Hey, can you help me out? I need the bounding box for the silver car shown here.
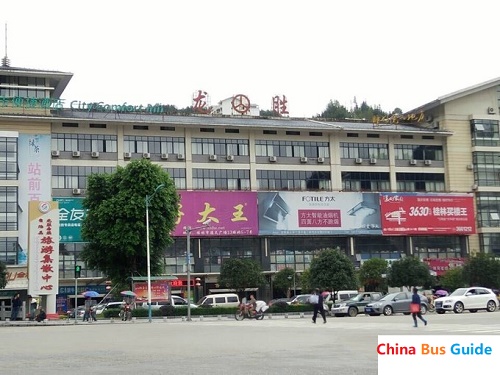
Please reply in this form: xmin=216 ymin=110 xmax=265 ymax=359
xmin=364 ymin=291 xmax=428 ymax=316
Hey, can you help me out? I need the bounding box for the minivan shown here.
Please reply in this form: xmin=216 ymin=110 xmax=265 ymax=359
xmin=197 ymin=293 xmax=240 ymax=308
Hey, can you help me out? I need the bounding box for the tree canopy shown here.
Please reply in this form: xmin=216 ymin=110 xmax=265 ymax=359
xmin=273 ymin=267 xmax=300 ymax=298
xmin=80 ymin=159 xmax=179 ymax=286
xmin=218 ymin=258 xmax=266 ymax=295
xmin=316 ymin=99 xmax=390 ymax=121
xmin=358 ymin=258 xmax=388 ymax=292
xmin=462 ymin=253 xmax=500 ymax=288
xmin=439 ymin=267 xmax=466 ymax=291
xmin=387 ymin=256 xmax=434 ymax=290
xmin=308 ymin=248 xmax=357 ymax=292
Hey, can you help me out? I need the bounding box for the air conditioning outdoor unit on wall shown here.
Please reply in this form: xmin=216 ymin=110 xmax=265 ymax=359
xmin=142 ymin=152 xmax=151 ymax=159
xmin=317 ymin=157 xmax=325 ymax=163
xmin=72 ymin=151 xmax=81 ymax=157
xmin=51 ymin=150 xmax=60 ymax=157
xmin=488 ymin=107 xmax=496 ymax=114
xmin=124 ymin=152 xmax=132 ymax=159
xmin=269 ymin=156 xmax=277 ymax=162
xmin=91 ymin=151 xmax=99 ymax=158
xmin=300 ymin=157 xmax=308 ymax=163
xmin=424 ymin=160 xmax=432 ymax=166
xmin=355 ymin=158 xmax=363 ymax=164
xmin=209 ymin=154 xmax=217 ymax=161
xmin=72 ymin=188 xmax=82 ymax=195
xmin=409 ymin=159 xmax=417 ymax=165
xmin=226 ymin=155 xmax=234 ymax=161
xmin=177 ymin=153 xmax=185 ymax=160
xmin=369 ymin=158 xmax=377 ymax=164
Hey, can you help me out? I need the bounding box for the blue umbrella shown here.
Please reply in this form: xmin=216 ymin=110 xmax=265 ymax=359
xmin=120 ymin=290 xmax=136 ymax=297
xmin=83 ymin=291 xmax=99 ymax=298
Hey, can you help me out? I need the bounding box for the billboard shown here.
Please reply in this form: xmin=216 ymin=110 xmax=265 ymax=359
xmin=173 ymin=191 xmax=258 ymax=237
xmin=257 ymin=192 xmax=382 ymax=235
xmin=133 ymin=281 xmax=171 ymax=301
xmin=55 ymin=197 xmax=86 ymax=242
xmin=422 ymin=257 xmax=466 ymax=276
xmin=380 ymin=193 xmax=476 ymax=235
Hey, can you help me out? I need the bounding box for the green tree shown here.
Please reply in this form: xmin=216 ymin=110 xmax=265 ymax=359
xmin=318 ymin=100 xmax=349 ymax=120
xmin=300 ymin=268 xmax=311 ymax=293
xmin=273 ymin=268 xmax=300 ymax=298
xmin=218 ymin=258 xmax=266 ymax=297
xmin=387 ymin=256 xmax=434 ymax=290
xmin=440 ymin=267 xmax=466 ymax=291
xmin=0 ymin=261 xmax=7 ymax=289
xmin=309 ymin=248 xmax=357 ymax=293
xmin=80 ymin=159 xmax=179 ymax=287
xmin=359 ymin=258 xmax=388 ymax=292
xmin=462 ymin=253 xmax=500 ymax=288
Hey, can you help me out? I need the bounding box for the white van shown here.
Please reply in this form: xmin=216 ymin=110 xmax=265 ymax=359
xmin=333 ymin=290 xmax=359 ymax=303
xmin=197 ymin=293 xmax=240 ymax=308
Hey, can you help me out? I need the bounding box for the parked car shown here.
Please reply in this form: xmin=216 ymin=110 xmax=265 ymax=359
xmin=137 ymin=296 xmax=198 ymax=309
xmin=268 ymin=297 xmax=291 ymax=307
xmin=288 ymin=294 xmax=328 ymax=312
xmin=66 ymin=306 xmax=86 ymax=319
xmin=364 ymin=291 xmax=428 ymax=316
xmin=434 ymin=287 xmax=498 ymax=314
xmin=95 ymin=301 xmax=125 ymax=315
xmin=197 ymin=293 xmax=240 ymax=308
xmin=331 ymin=292 xmax=384 ymax=317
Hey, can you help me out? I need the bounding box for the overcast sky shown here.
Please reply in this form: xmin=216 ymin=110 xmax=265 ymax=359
xmin=2 ymin=1 xmax=500 ymax=117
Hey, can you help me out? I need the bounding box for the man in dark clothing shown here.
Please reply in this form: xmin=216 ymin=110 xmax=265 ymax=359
xmin=312 ymin=288 xmax=327 ymax=324
xmin=411 ymin=287 xmax=428 ymax=328
xmin=10 ymin=293 xmax=22 ymax=321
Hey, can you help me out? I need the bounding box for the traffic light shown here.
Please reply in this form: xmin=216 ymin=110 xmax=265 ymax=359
xmin=75 ymin=265 xmax=81 ymax=279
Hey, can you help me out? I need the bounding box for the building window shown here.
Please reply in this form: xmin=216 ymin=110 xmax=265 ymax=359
xmin=394 ymin=144 xmax=443 ymax=160
xmin=480 ymin=233 xmax=500 ymax=255
xmin=340 ymin=142 xmax=389 ymax=159
xmin=0 ymin=137 xmax=18 ymax=180
xmin=342 ymin=172 xmax=390 ymax=192
xmin=52 ymin=133 xmax=117 ymax=153
xmin=396 ymin=173 xmax=445 ymax=192
xmin=471 ymin=119 xmax=499 ymax=147
xmin=164 ymin=168 xmax=186 ymax=190
xmin=0 ymin=237 xmax=20 ymax=265
xmin=192 ymin=138 xmax=249 ymax=156
xmin=124 ymin=135 xmax=185 ymax=155
xmin=355 ymin=236 xmax=405 ymax=260
xmin=193 ymin=169 xmax=250 ymax=190
xmin=257 ymin=170 xmax=331 ymax=191
xmin=51 ymin=166 xmax=116 ymax=189
xmin=473 ymin=152 xmax=500 ymax=187
xmin=255 ymin=140 xmax=329 ymax=158
xmin=0 ymin=187 xmax=18 ymax=230
xmin=413 ymin=236 xmax=462 ymax=259
xmin=476 ymin=193 xmax=500 ymax=228
xmin=199 ymin=238 xmax=259 ymax=273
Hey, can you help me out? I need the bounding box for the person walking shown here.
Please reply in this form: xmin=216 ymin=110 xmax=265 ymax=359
xmin=10 ymin=293 xmax=22 ymax=321
xmin=411 ymin=287 xmax=428 ymax=328
xmin=311 ymin=288 xmax=327 ymax=324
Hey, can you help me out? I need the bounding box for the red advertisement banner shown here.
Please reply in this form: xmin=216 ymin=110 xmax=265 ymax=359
xmin=422 ymin=257 xmax=466 ymax=276
xmin=380 ymin=193 xmax=476 ymax=235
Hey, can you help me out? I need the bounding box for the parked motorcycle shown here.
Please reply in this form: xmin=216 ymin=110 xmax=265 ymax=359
xmin=234 ymin=299 xmax=269 ymax=321
xmin=120 ymin=303 xmax=132 ymax=321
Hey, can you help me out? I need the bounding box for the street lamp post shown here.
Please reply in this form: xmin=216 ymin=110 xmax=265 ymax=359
xmin=287 ymin=272 xmax=296 ymax=297
xmin=185 ymin=220 xmax=211 ymax=321
xmin=145 ymin=183 xmax=165 ymax=323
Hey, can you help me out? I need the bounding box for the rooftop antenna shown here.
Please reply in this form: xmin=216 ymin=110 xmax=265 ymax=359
xmin=1 ymin=23 xmax=10 ymax=67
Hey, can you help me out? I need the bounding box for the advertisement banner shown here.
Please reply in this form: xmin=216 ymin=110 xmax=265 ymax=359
xmin=133 ymin=281 xmax=171 ymax=301
xmin=28 ymin=201 xmax=60 ymax=296
xmin=55 ymin=197 xmax=86 ymax=243
xmin=380 ymin=193 xmax=476 ymax=235
xmin=422 ymin=257 xmax=466 ymax=276
xmin=173 ymin=191 xmax=258 ymax=237
xmin=257 ymin=192 xmax=382 ymax=235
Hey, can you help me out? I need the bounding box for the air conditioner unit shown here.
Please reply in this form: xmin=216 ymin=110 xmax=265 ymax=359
xmin=142 ymin=152 xmax=151 ymax=159
xmin=369 ymin=158 xmax=377 ymax=164
xmin=317 ymin=157 xmax=325 ymax=163
xmin=471 ymin=184 xmax=478 ymax=190
xmin=488 ymin=107 xmax=496 ymax=114
xmin=160 ymin=153 xmax=169 ymax=160
xmin=269 ymin=156 xmax=277 ymax=162
xmin=209 ymin=154 xmax=217 ymax=161
xmin=424 ymin=159 xmax=432 ymax=166
xmin=226 ymin=155 xmax=234 ymax=161
xmin=72 ymin=151 xmax=81 ymax=157
xmin=355 ymin=158 xmax=363 ymax=164
xmin=300 ymin=156 xmax=308 ymax=163
xmin=177 ymin=153 xmax=185 ymax=160
xmin=91 ymin=151 xmax=99 ymax=158
xmin=72 ymin=188 xmax=82 ymax=195
xmin=123 ymin=152 xmax=132 ymax=159
xmin=51 ymin=150 xmax=60 ymax=157
xmin=410 ymin=159 xmax=417 ymax=165
xmin=466 ymin=164 xmax=474 ymax=170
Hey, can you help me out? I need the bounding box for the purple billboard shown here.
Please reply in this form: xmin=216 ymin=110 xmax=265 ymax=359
xmin=173 ymin=191 xmax=258 ymax=237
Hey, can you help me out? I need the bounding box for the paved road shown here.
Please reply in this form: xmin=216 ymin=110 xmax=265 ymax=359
xmin=1 ymin=311 xmax=500 ymax=375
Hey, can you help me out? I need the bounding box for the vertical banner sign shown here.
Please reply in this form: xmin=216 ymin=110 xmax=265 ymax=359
xmin=18 ymin=134 xmax=52 ymax=264
xmin=54 ymin=197 xmax=86 ymax=242
xmin=28 ymin=201 xmax=60 ymax=295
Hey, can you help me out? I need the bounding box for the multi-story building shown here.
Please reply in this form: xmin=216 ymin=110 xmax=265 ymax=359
xmin=1 ymin=58 xmax=497 ymax=312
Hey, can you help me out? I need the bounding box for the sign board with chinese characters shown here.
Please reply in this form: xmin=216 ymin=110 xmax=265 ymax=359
xmin=257 ymin=192 xmax=382 ymax=235
xmin=133 ymin=281 xmax=171 ymax=301
xmin=173 ymin=191 xmax=258 ymax=237
xmin=54 ymin=197 xmax=86 ymax=242
xmin=380 ymin=193 xmax=476 ymax=235
xmin=28 ymin=201 xmax=60 ymax=295
xmin=422 ymin=257 xmax=466 ymax=276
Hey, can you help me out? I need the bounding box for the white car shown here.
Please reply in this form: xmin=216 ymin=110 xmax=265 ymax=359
xmin=95 ymin=301 xmax=125 ymax=315
xmin=434 ymin=287 xmax=497 ymax=314
xmin=137 ymin=296 xmax=198 ymax=310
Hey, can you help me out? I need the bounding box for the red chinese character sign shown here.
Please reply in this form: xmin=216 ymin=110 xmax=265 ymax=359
xmin=380 ymin=193 xmax=476 ymax=235
xmin=134 ymin=281 xmax=171 ymax=301
xmin=192 ymin=90 xmax=211 ymax=114
xmin=422 ymin=258 xmax=466 ymax=276
xmin=28 ymin=201 xmax=60 ymax=295
xmin=272 ymin=95 xmax=289 ymax=116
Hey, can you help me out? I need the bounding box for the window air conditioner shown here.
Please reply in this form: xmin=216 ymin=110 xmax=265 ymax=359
xmin=488 ymin=107 xmax=496 ymax=114
xmin=424 ymin=160 xmax=432 ymax=166
xmin=123 ymin=152 xmax=132 ymax=159
xmin=72 ymin=151 xmax=81 ymax=157
xmin=317 ymin=157 xmax=325 ymax=163
xmin=177 ymin=153 xmax=185 ymax=160
xmin=300 ymin=157 xmax=308 ymax=163
xmin=226 ymin=155 xmax=234 ymax=161
xmin=91 ymin=151 xmax=99 ymax=158
xmin=142 ymin=152 xmax=151 ymax=159
xmin=51 ymin=150 xmax=60 ymax=157
xmin=209 ymin=154 xmax=217 ymax=161
xmin=160 ymin=153 xmax=169 ymax=160
xmin=355 ymin=158 xmax=363 ymax=164
xmin=369 ymin=158 xmax=377 ymax=164
xmin=72 ymin=188 xmax=82 ymax=195
xmin=269 ymin=156 xmax=277 ymax=162
xmin=409 ymin=159 xmax=417 ymax=165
